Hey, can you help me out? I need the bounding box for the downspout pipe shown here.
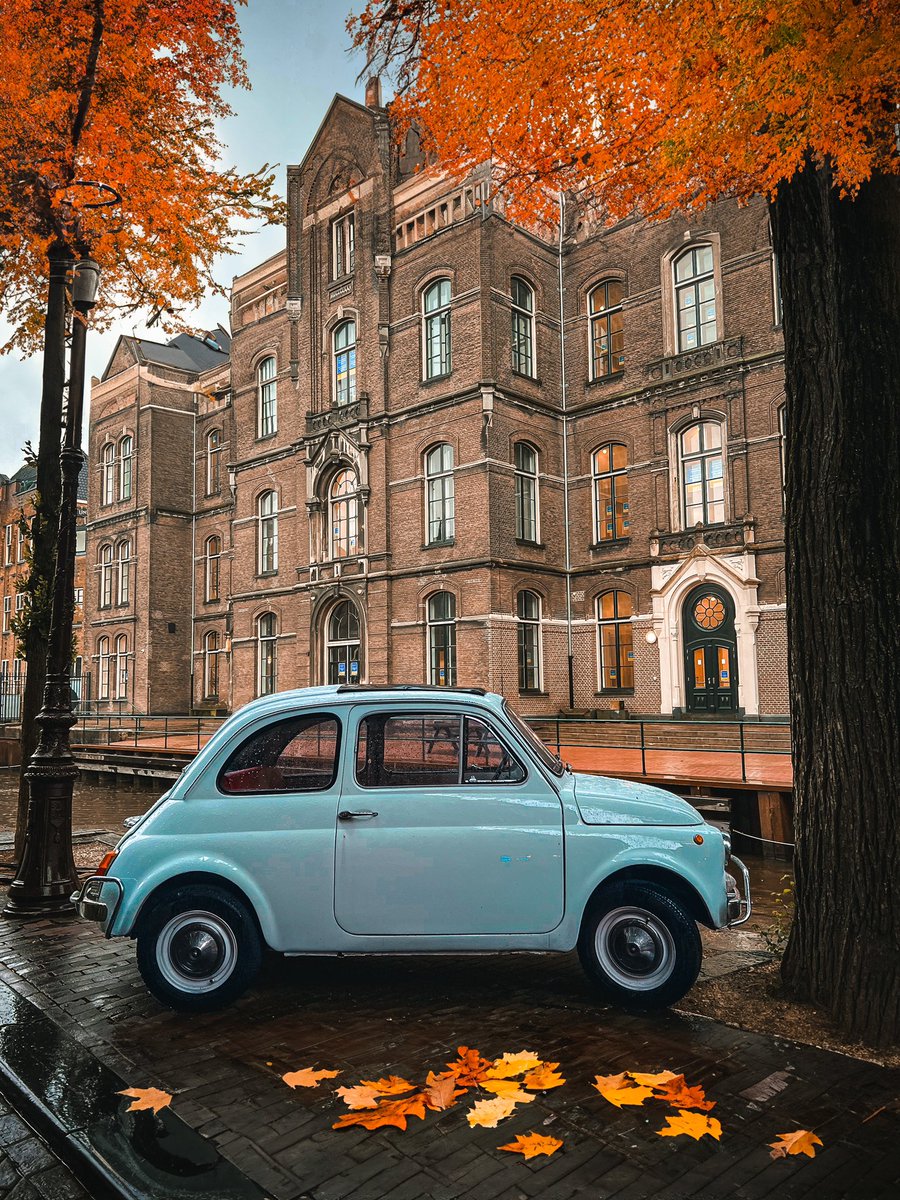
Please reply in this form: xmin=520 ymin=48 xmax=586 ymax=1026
xmin=558 ymin=193 xmax=575 ymax=710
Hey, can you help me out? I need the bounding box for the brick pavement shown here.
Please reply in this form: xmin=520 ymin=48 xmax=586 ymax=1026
xmin=0 ymin=917 xmax=898 ymax=1200
xmin=0 ymin=1092 xmax=90 ymax=1200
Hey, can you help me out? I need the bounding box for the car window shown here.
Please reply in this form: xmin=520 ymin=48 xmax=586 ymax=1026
xmin=218 ymin=713 xmax=340 ymax=794
xmin=356 ymin=713 xmax=524 ymax=788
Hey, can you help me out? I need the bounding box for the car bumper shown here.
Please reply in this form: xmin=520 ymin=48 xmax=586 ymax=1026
xmin=725 ymin=854 xmax=752 ymax=926
xmin=70 ymin=876 xmax=124 ymax=936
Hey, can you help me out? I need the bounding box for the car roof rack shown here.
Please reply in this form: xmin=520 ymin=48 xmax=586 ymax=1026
xmin=334 ymin=684 xmax=488 ymax=696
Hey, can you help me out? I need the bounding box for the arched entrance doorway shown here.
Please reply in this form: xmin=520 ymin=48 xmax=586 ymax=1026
xmin=682 ymin=584 xmax=738 ymax=713
xmin=326 ymin=599 xmax=362 ymax=684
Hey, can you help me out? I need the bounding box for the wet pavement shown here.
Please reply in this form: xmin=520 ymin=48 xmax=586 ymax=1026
xmin=0 ymin=771 xmax=157 ymax=841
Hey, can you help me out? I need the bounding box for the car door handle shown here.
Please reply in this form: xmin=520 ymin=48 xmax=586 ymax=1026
xmin=338 ymin=810 xmax=379 ymax=821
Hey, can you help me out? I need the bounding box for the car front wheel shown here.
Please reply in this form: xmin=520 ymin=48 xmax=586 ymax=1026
xmin=136 ymin=884 xmax=262 ymax=1012
xmin=577 ymin=881 xmax=702 ymax=1010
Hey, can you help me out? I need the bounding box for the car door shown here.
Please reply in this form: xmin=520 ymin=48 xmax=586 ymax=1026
xmin=334 ymin=707 xmax=565 ymax=937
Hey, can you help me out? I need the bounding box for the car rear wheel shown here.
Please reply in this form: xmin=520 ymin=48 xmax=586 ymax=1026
xmin=577 ymin=881 xmax=702 ymax=1010
xmin=136 ymin=884 xmax=262 ymax=1012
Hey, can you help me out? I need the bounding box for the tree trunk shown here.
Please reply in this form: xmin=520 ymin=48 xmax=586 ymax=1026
xmin=772 ymin=165 xmax=900 ymax=1046
xmin=15 ymin=249 xmax=70 ymax=861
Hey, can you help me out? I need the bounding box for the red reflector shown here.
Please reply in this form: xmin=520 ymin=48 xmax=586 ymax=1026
xmin=693 ymin=834 xmax=704 ymax=845
xmin=96 ymin=850 xmax=118 ymax=876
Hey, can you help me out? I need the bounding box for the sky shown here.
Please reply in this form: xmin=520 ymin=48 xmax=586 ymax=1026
xmin=0 ymin=0 xmax=369 ymax=477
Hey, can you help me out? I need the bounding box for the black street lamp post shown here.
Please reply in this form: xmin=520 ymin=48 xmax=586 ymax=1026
xmin=4 ymin=257 xmax=101 ymax=917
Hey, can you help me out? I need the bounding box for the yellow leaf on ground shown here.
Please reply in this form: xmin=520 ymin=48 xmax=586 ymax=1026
xmin=118 ymin=1087 xmax=172 ymax=1114
xmin=657 ymin=1110 xmax=723 ymax=1141
xmin=446 ymin=1046 xmax=493 ymax=1087
xmin=769 ymin=1129 xmax=823 ymax=1159
xmin=523 ymin=1063 xmax=565 ymax=1090
xmin=467 ymin=1095 xmax=518 ymax=1128
xmin=487 ymin=1051 xmax=542 ymax=1078
xmin=336 ymin=1084 xmax=381 ymax=1110
xmin=332 ymin=1093 xmax=427 ymax=1131
xmin=423 ymin=1071 xmax=466 ymax=1111
xmin=652 ymin=1076 xmax=715 ymax=1112
xmin=499 ymin=1132 xmax=564 ymax=1159
xmin=630 ymin=1070 xmax=678 ymax=1087
xmin=357 ymin=1075 xmax=415 ymax=1095
xmin=281 ymin=1067 xmax=340 ymax=1089
xmin=482 ymin=1080 xmax=536 ymax=1103
xmin=593 ymin=1073 xmax=655 ymax=1107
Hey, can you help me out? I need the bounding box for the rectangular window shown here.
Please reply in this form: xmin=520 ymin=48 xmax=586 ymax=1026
xmin=218 ymin=714 xmax=340 ymax=794
xmin=356 ymin=714 xmax=462 ymax=788
xmin=74 ymin=588 xmax=84 ymax=606
xmin=515 ymin=473 xmax=537 ymax=542
xmin=17 ymin=524 xmax=26 ymax=562
xmin=332 ymin=213 xmax=355 ymax=279
xmin=2 ymin=596 xmax=10 ymax=633
xmin=4 ymin=525 xmax=12 ymax=565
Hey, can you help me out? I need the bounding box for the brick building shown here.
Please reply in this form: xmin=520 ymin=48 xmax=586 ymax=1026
xmin=85 ymin=85 xmax=787 ymax=718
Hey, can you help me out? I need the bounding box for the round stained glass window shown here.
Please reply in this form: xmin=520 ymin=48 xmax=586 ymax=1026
xmin=694 ymin=595 xmax=725 ymax=629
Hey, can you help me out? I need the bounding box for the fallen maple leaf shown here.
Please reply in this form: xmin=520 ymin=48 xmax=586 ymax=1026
xmin=357 ymin=1075 xmax=415 ymax=1095
xmin=423 ymin=1071 xmax=466 ymax=1111
xmin=487 ymin=1051 xmax=542 ymax=1078
xmin=467 ymin=1095 xmax=518 ymax=1128
xmin=336 ymin=1084 xmax=381 ymax=1110
xmin=523 ymin=1063 xmax=565 ymax=1090
xmin=282 ymin=1067 xmax=340 ymax=1089
xmin=593 ymin=1073 xmax=655 ymax=1108
xmin=652 ymin=1075 xmax=715 ymax=1112
xmin=446 ymin=1046 xmax=492 ymax=1087
xmin=118 ymin=1087 xmax=172 ymax=1114
xmin=482 ymin=1079 xmax=536 ymax=1103
xmin=629 ymin=1070 xmax=678 ymax=1087
xmin=769 ymin=1129 xmax=823 ymax=1159
xmin=332 ymin=1093 xmax=427 ymax=1131
xmin=657 ymin=1109 xmax=723 ymax=1141
xmin=499 ymin=1132 xmax=563 ymax=1159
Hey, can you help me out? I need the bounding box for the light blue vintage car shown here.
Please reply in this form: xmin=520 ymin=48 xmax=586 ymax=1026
xmin=73 ymin=686 xmax=750 ymax=1011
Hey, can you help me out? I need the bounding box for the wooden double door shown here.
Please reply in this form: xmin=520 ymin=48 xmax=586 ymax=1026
xmin=683 ymin=585 xmax=738 ymax=713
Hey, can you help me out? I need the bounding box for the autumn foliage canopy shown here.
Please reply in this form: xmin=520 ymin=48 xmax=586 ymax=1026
xmin=352 ymin=0 xmax=900 ymax=222
xmin=0 ymin=0 xmax=283 ymax=352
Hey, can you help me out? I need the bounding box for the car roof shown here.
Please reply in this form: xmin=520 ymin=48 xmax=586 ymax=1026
xmin=232 ymin=684 xmax=504 ymax=723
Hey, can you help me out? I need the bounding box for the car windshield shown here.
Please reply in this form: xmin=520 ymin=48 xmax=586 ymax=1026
xmin=502 ymin=701 xmax=565 ymax=776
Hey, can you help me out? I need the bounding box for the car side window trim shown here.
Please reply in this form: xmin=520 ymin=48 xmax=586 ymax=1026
xmin=216 ymin=711 xmax=342 ymax=795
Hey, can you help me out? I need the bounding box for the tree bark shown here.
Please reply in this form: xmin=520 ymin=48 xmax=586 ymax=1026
xmin=15 ymin=248 xmax=70 ymax=861
xmin=772 ymin=164 xmax=900 ymax=1046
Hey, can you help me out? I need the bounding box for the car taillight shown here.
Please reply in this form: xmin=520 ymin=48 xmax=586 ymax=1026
xmin=96 ymin=849 xmax=119 ymax=877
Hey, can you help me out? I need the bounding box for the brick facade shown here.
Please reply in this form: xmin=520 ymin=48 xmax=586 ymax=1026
xmin=84 ymin=89 xmax=788 ymax=718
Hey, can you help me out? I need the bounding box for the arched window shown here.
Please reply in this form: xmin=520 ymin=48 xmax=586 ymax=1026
xmin=257 ymin=356 xmax=277 ymax=437
xmin=97 ymin=635 xmax=112 ymax=699
xmin=674 ymin=246 xmax=717 ymax=350
xmin=118 ymin=435 xmax=133 ymax=501
xmin=257 ymin=491 xmax=278 ymax=575
xmin=514 ymin=442 xmax=539 ymax=542
xmin=511 ymin=277 xmax=534 ymax=377
xmin=256 ymin=612 xmax=277 ymax=696
xmin=597 ymin=591 xmax=634 ymax=691
xmin=116 ymin=539 xmax=131 ymax=605
xmin=592 ymin=444 xmax=630 ymax=541
xmin=115 ymin=634 xmax=129 ymax=700
xmin=589 ymin=281 xmax=625 ymax=379
xmin=205 ymin=535 xmax=221 ymax=601
xmin=101 ymin=443 xmax=116 ymax=506
xmin=326 ymin=600 xmax=362 ymax=684
xmin=203 ymin=630 xmax=220 ymax=698
xmin=425 ymin=443 xmax=454 ymax=545
xmin=333 ymin=320 xmax=357 ymax=406
xmin=680 ymin=421 xmax=725 ymax=526
xmin=329 ymin=469 xmax=360 ymax=559
xmin=517 ymin=590 xmax=542 ymax=691
xmin=99 ymin=544 xmax=114 ymax=608
xmin=423 ymin=278 xmax=451 ymax=379
xmin=427 ymin=592 xmax=456 ymax=686
xmin=206 ymin=429 xmax=221 ymax=495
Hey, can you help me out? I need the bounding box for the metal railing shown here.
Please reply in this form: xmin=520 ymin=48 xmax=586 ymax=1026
xmin=0 ymin=672 xmax=92 ymax=721
xmin=71 ymin=711 xmax=226 ymax=754
xmin=524 ymin=714 xmax=792 ymax=787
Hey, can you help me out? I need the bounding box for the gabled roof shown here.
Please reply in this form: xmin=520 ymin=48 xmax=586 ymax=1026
xmin=101 ymin=325 xmax=230 ymax=381
xmin=289 ymin=93 xmax=379 ymax=177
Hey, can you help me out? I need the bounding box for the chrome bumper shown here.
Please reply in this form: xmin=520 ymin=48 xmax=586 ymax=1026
xmin=725 ymin=853 xmax=752 ymax=926
xmin=71 ymin=876 xmax=123 ymax=934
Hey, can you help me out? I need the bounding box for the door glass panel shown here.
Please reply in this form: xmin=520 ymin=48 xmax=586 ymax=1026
xmin=463 ymin=718 xmax=526 ymax=783
xmin=693 ymin=648 xmax=706 ymax=689
xmin=218 ymin=714 xmax=339 ymax=793
xmin=717 ymin=647 xmax=731 ymax=688
xmin=356 ymin=715 xmax=461 ymax=787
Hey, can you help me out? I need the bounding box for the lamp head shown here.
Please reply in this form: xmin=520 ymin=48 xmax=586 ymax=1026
xmin=72 ymin=258 xmax=101 ymax=310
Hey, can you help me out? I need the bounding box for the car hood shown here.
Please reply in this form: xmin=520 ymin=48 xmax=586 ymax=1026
xmin=574 ymin=772 xmax=702 ymax=826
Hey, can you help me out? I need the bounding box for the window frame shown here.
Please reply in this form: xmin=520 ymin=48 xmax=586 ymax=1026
xmin=205 ymin=535 xmax=221 ymax=601
xmin=329 ymin=469 xmax=361 ymax=560
xmin=517 ymin=590 xmax=543 ymax=692
xmin=118 ymin=435 xmax=133 ymax=501
xmin=597 ymin=590 xmax=635 ymax=693
xmin=257 ymin=491 xmax=278 ymax=576
xmin=332 ymin=319 xmax=357 ymax=407
xmin=422 ymin=278 xmax=452 ymax=380
xmin=203 ymin=630 xmax=220 ymax=698
xmin=257 ymin=356 xmax=277 ymax=439
xmin=326 ymin=598 xmax=362 ymax=684
xmin=4 ymin=524 xmax=12 ymax=565
xmin=510 ymin=276 xmax=535 ymax=377
xmin=97 ymin=635 xmax=111 ymax=699
xmin=673 ymin=245 xmax=718 ymax=352
xmin=101 ymin=443 xmax=117 ymax=506
xmin=427 ymin=591 xmax=457 ymax=686
xmin=592 ymin=443 xmax=631 ymax=543
xmin=114 ymin=633 xmax=129 ymax=700
xmin=425 ymin=443 xmax=455 ymax=546
xmin=256 ymin=612 xmax=278 ymax=697
xmin=206 ymin=429 xmax=222 ymax=496
xmin=589 ymin=280 xmax=625 ymax=380
xmin=99 ymin=544 xmax=114 ymax=609
xmin=332 ymin=212 xmax=356 ymax=280
xmin=513 ymin=442 xmax=540 ymax=543
xmin=217 ymin=712 xmax=342 ymax=795
xmin=116 ymin=539 xmax=131 ymax=606
xmin=678 ymin=420 xmax=726 ymax=528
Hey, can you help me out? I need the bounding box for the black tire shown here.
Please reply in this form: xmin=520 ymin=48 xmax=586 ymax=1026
xmin=577 ymin=881 xmax=702 ymax=1010
xmin=136 ymin=884 xmax=263 ymax=1012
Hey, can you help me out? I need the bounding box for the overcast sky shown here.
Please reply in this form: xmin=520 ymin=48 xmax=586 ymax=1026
xmin=0 ymin=0 xmax=367 ymax=477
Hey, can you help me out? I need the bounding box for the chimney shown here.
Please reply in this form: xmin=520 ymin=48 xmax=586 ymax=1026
xmin=365 ymin=76 xmax=382 ymax=109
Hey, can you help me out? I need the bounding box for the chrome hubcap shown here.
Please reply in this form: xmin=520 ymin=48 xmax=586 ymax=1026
xmin=157 ymin=911 xmax=238 ymax=994
xmin=594 ymin=906 xmax=675 ymax=990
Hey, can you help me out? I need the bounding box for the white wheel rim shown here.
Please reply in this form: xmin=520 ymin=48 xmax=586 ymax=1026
xmin=594 ymin=905 xmax=676 ymax=991
xmin=156 ymin=910 xmax=238 ymax=994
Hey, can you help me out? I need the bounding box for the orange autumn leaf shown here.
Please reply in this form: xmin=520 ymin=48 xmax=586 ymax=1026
xmin=769 ymin=1129 xmax=824 ymax=1159
xmin=523 ymin=1063 xmax=565 ymax=1090
xmin=499 ymin=1132 xmax=564 ymax=1160
xmin=282 ymin=1067 xmax=340 ymax=1089
xmin=423 ymin=1071 xmax=467 ymax=1111
xmin=652 ymin=1076 xmax=716 ymax=1112
xmin=336 ymin=1084 xmax=381 ymax=1110
xmin=118 ymin=1087 xmax=172 ymax=1114
xmin=657 ymin=1109 xmax=723 ymax=1141
xmin=630 ymin=1071 xmax=679 ymax=1087
xmin=487 ymin=1051 xmax=542 ymax=1079
xmin=466 ymin=1095 xmax=518 ymax=1128
xmin=357 ymin=1075 xmax=416 ymax=1096
xmin=445 ymin=1046 xmax=492 ymax=1087
xmin=332 ymin=1092 xmax=428 ymax=1131
xmin=482 ymin=1079 xmax=536 ymax=1103
xmin=593 ymin=1073 xmax=655 ymax=1108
